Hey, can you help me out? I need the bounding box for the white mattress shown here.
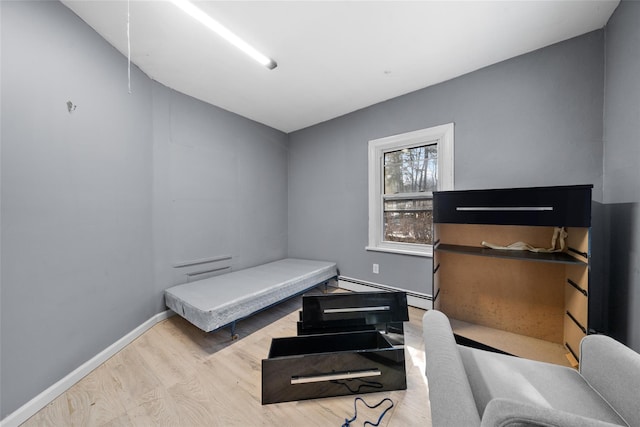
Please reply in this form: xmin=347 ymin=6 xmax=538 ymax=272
xmin=164 ymin=258 xmax=338 ymax=332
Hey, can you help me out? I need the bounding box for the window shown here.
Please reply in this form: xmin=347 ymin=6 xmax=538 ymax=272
xmin=367 ymin=123 xmax=454 ymax=257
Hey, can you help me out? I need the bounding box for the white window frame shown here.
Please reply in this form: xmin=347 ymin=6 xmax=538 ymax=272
xmin=367 ymin=123 xmax=454 ymax=257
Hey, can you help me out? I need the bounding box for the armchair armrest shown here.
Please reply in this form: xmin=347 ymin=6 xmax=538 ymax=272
xmin=580 ymin=334 xmax=640 ymax=427
xmin=481 ymin=398 xmax=626 ymax=427
xmin=423 ymin=310 xmax=481 ymax=426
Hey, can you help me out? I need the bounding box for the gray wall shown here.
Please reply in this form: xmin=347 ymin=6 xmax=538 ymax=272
xmin=0 ymin=0 xmax=288 ymax=418
xmin=151 ymin=83 xmax=289 ymax=313
xmin=288 ymin=31 xmax=605 ymax=296
xmin=1 ymin=1 xmax=155 ymax=418
xmin=603 ymin=0 xmax=640 ymax=351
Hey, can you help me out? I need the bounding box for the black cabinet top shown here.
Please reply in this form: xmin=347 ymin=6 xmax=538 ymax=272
xmin=434 ymin=184 xmax=592 ymax=227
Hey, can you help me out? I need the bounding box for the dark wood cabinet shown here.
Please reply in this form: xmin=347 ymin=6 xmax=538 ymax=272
xmin=262 ymin=331 xmax=406 ymax=404
xmin=261 ymin=291 xmax=409 ymax=404
xmin=433 ymin=185 xmax=594 ymax=366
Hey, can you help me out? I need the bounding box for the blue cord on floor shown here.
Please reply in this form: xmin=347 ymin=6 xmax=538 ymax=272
xmin=341 ymin=397 xmax=394 ymax=427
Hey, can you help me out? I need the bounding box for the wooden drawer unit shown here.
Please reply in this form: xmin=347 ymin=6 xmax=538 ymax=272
xmin=433 ymin=185 xmax=596 ymax=366
xmin=261 ymin=331 xmax=406 ymax=404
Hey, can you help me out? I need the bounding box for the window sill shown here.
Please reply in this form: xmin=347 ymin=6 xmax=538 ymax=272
xmin=365 ymin=245 xmax=433 ymax=258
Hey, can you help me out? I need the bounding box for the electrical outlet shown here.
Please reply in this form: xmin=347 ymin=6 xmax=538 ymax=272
xmin=373 ymin=263 xmax=379 ymax=274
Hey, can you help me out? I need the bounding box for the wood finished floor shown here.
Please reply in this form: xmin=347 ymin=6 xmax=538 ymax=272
xmin=23 ymin=288 xmax=431 ymax=426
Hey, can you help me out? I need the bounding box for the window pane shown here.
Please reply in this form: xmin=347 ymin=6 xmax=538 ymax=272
xmin=384 ymin=144 xmax=437 ymax=195
xmin=383 ymin=199 xmax=433 ymax=244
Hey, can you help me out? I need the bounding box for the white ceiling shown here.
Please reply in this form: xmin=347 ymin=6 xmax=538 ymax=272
xmin=61 ymin=0 xmax=619 ymax=133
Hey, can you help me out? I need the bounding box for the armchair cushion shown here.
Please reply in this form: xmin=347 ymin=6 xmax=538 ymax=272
xmin=459 ymin=345 xmax=625 ymax=425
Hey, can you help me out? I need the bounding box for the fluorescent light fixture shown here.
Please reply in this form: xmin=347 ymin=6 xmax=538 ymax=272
xmin=170 ymin=0 xmax=277 ymax=70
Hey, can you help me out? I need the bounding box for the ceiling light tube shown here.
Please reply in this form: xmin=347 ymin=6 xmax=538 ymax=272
xmin=169 ymin=0 xmax=277 ymax=70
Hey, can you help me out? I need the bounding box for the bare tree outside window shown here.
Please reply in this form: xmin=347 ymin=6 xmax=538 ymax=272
xmin=383 ymin=144 xmax=437 ymax=244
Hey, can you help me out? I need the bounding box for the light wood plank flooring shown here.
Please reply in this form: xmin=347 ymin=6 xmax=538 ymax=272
xmin=23 ymin=289 xmax=431 ymax=426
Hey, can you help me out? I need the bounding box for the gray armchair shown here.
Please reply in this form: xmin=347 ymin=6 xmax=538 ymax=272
xmin=423 ymin=310 xmax=640 ymax=427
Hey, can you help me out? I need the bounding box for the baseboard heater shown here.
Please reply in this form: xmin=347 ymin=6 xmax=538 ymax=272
xmin=337 ymin=276 xmax=432 ymax=309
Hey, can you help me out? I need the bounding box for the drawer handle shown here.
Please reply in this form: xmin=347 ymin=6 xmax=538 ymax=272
xmin=324 ymin=306 xmax=390 ymax=314
xmin=291 ymin=369 xmax=381 ymax=385
xmin=456 ymin=206 xmax=554 ymax=212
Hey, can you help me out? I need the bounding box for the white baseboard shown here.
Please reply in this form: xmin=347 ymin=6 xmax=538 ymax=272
xmin=337 ymin=277 xmax=433 ymax=310
xmin=0 ymin=310 xmax=175 ymax=427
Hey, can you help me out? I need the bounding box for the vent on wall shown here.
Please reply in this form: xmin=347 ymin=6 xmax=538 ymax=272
xmin=173 ymin=255 xmax=232 ymax=284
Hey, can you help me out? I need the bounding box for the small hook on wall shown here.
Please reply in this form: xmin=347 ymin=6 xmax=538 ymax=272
xmin=66 ymin=100 xmax=77 ymax=113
